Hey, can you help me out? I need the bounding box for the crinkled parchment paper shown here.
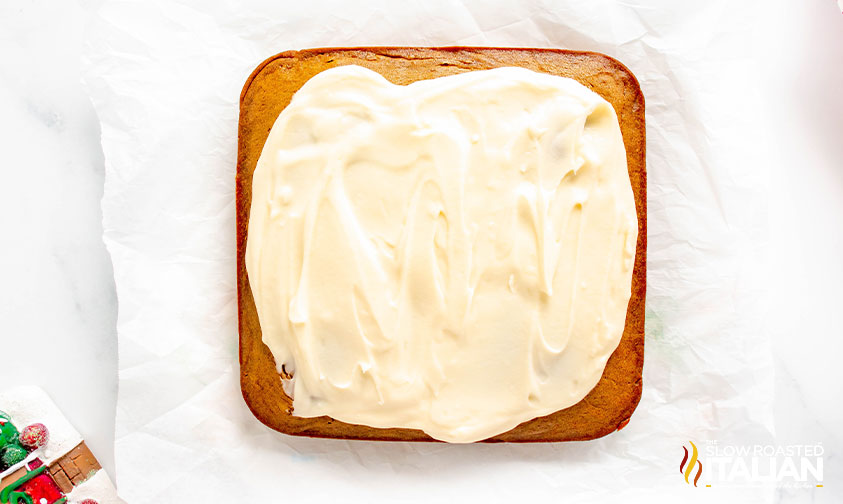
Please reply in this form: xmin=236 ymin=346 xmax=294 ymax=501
xmin=83 ymin=0 xmax=774 ymax=501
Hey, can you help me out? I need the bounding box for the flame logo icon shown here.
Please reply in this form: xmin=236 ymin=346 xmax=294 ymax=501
xmin=679 ymin=441 xmax=703 ymax=487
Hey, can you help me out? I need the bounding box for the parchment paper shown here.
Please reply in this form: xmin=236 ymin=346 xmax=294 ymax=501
xmin=82 ymin=0 xmax=775 ymax=501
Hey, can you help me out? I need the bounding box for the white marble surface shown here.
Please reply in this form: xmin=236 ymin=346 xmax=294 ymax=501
xmin=0 ymin=0 xmax=117 ymax=477
xmin=0 ymin=0 xmax=841 ymax=501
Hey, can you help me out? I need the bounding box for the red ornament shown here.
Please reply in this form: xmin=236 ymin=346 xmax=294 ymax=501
xmin=20 ymin=423 xmax=49 ymax=450
xmin=78 ymin=500 xmax=99 ymax=504
xmin=19 ymin=472 xmax=64 ymax=504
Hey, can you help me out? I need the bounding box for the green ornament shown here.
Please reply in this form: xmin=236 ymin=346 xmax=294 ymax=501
xmin=0 ymin=417 xmax=20 ymax=449
xmin=0 ymin=444 xmax=27 ymax=468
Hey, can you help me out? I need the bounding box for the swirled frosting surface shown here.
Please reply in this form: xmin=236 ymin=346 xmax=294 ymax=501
xmin=246 ymin=65 xmax=637 ymax=443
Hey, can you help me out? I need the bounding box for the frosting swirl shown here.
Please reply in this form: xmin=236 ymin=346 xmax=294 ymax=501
xmin=246 ymin=65 xmax=637 ymax=443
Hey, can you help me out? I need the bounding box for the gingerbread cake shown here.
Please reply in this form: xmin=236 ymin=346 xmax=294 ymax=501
xmin=236 ymin=47 xmax=646 ymax=442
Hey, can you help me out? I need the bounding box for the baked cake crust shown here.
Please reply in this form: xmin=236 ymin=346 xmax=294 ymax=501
xmin=236 ymin=47 xmax=646 ymax=442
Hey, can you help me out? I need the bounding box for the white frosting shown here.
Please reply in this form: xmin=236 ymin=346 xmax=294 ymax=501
xmin=0 ymin=386 xmax=124 ymax=502
xmin=66 ymin=469 xmax=125 ymax=504
xmin=0 ymin=386 xmax=82 ymax=468
xmin=246 ymin=65 xmax=638 ymax=443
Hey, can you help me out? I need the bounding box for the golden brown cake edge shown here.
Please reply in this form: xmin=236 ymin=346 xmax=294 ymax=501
xmin=236 ymin=47 xmax=646 ymax=442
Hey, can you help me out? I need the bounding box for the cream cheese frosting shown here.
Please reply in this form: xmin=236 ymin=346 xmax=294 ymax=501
xmin=245 ymin=65 xmax=638 ymax=443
